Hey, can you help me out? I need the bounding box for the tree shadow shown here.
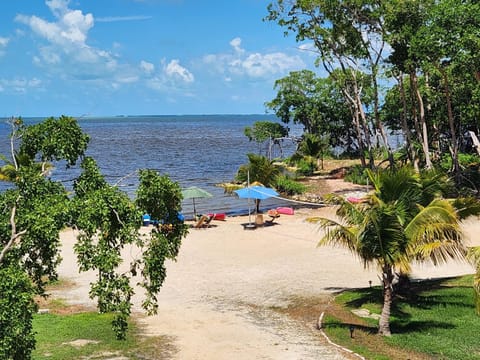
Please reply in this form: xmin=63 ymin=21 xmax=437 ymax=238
xmin=340 ymin=276 xmax=473 ymax=334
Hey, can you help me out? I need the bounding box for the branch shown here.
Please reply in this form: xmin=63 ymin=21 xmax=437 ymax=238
xmin=8 ymin=118 xmax=19 ymax=171
xmin=0 ymin=203 xmax=27 ymax=264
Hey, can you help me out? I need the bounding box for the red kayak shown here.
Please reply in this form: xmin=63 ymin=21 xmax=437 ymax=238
xmin=208 ymin=213 xmax=226 ymax=221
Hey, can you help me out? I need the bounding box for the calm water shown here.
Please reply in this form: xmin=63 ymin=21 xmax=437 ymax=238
xmin=0 ymin=115 xmax=302 ymax=218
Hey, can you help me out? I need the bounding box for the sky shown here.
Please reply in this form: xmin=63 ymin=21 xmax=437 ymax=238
xmin=0 ymin=0 xmax=318 ymax=117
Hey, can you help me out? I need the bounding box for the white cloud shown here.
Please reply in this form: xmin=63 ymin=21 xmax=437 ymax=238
xmin=15 ymin=0 xmax=116 ymax=80
xmin=203 ymin=37 xmax=305 ymax=80
xmin=164 ymin=59 xmax=194 ymax=83
xmin=230 ymin=37 xmax=244 ymax=54
xmin=0 ymin=37 xmax=9 ymax=47
xmin=140 ymin=60 xmax=155 ymax=74
xmin=144 ymin=59 xmax=195 ymax=94
xmin=0 ymin=77 xmax=43 ymax=94
xmin=0 ymin=37 xmax=9 ymax=57
xmin=96 ymin=16 xmax=152 ymax=23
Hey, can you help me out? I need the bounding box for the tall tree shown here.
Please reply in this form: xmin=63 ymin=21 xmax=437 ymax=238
xmin=244 ymin=121 xmax=288 ymax=158
xmin=266 ymin=0 xmax=395 ymax=167
xmin=266 ymin=70 xmax=355 ymax=157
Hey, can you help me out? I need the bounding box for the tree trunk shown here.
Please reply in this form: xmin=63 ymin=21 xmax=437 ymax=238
xmin=356 ymin=92 xmax=375 ymax=168
xmin=344 ymin=90 xmax=366 ymax=167
xmin=378 ymin=265 xmax=394 ymax=336
xmin=440 ymin=66 xmax=460 ymax=183
xmin=371 ymin=67 xmax=394 ymax=168
xmin=398 ymin=75 xmax=419 ymax=171
xmin=412 ymin=72 xmax=432 ymax=169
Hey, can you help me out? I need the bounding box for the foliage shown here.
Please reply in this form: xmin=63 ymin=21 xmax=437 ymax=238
xmin=295 ymin=158 xmax=316 ymax=176
xmin=275 ymin=175 xmax=306 ymax=196
xmin=266 ymin=0 xmax=396 ymax=167
xmin=135 ymin=169 xmax=189 ymax=313
xmin=344 ymin=165 xmax=369 ymax=186
xmin=265 ymin=70 xmax=354 ymax=153
xmin=266 ymin=0 xmax=480 ymax=179
xmin=236 ymin=153 xmax=282 ymax=212
xmin=0 ymin=116 xmax=188 ymax=356
xmin=0 ymin=116 xmax=86 ymax=357
xmin=0 ymin=265 xmax=37 ymax=360
xmin=244 ymin=121 xmax=288 ymax=153
xmin=235 ymin=153 xmax=281 ymax=187
xmin=19 ymin=116 xmax=90 ymax=168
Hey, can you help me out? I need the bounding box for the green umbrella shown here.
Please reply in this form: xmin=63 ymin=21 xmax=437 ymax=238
xmin=181 ymin=186 xmax=213 ymax=218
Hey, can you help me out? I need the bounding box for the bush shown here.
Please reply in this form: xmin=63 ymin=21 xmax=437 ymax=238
xmin=295 ymin=158 xmax=317 ymax=176
xmin=0 ymin=266 xmax=37 ymax=359
xmin=275 ymin=175 xmax=306 ymax=196
xmin=344 ymin=165 xmax=369 ymax=185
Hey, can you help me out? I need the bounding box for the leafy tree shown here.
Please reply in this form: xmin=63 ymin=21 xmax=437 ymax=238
xmin=0 ymin=116 xmax=188 ymax=356
xmin=72 ymin=160 xmax=188 ymax=338
xmin=244 ymin=121 xmax=288 ymax=157
xmin=309 ymin=167 xmax=470 ymax=335
xmin=266 ymin=0 xmax=395 ymax=167
xmin=266 ymin=70 xmax=355 ymax=156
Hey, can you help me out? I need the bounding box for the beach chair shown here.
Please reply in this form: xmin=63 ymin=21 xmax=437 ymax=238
xmin=194 ymin=214 xmax=213 ymax=229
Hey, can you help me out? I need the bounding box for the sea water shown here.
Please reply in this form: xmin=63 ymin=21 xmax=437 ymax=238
xmin=0 ymin=115 xmax=303 ymax=218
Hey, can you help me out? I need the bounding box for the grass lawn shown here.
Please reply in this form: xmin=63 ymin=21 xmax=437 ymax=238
xmin=32 ymin=311 xmax=176 ymax=360
xmin=32 ymin=281 xmax=176 ymax=360
xmin=322 ymin=275 xmax=480 ymax=360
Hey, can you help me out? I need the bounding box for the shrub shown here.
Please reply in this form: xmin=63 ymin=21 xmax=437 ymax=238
xmin=344 ymin=165 xmax=369 ymax=185
xmin=275 ymin=175 xmax=306 ymax=196
xmin=0 ymin=266 xmax=37 ymax=359
xmin=295 ymin=158 xmax=317 ymax=176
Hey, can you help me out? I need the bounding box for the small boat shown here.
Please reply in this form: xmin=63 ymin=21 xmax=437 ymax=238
xmin=208 ymin=213 xmax=227 ymax=221
xmin=276 ymin=207 xmax=294 ymax=215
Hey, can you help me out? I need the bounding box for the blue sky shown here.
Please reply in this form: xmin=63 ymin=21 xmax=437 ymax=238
xmin=0 ymin=0 xmax=317 ymax=117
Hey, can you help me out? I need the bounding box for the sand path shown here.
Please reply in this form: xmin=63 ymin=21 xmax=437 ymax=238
xmin=54 ymin=204 xmax=479 ymax=360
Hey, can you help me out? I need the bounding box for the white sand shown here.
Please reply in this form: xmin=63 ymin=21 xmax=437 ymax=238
xmin=55 ymin=206 xmax=478 ymax=360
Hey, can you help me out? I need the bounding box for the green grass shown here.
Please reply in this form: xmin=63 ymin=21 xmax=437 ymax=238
xmin=32 ymin=311 xmax=176 ymax=359
xmin=323 ymin=275 xmax=480 ymax=360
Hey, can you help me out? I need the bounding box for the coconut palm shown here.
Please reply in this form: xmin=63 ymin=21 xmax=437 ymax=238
xmin=235 ymin=153 xmax=281 ymax=212
xmin=310 ymin=166 xmax=468 ymax=336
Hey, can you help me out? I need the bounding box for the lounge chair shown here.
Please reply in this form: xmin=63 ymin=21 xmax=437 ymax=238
xmin=194 ymin=214 xmax=213 ymax=229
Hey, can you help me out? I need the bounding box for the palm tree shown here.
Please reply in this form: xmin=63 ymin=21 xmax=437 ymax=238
xmin=310 ymin=166 xmax=467 ymax=336
xmin=0 ymin=153 xmax=53 ymax=182
xmin=236 ymin=153 xmax=281 ymax=212
xmin=298 ymin=133 xmax=329 ymax=170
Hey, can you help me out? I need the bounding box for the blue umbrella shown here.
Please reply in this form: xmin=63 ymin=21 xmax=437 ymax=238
xmin=235 ymin=186 xmax=279 ymax=226
xmin=234 ymin=186 xmax=279 ymax=200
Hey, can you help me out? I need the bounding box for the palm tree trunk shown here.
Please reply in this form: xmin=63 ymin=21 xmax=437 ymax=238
xmin=378 ymin=265 xmax=394 ymax=336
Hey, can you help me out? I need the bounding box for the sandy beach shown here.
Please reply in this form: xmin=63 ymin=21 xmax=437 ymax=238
xmin=53 ymin=195 xmax=480 ymax=360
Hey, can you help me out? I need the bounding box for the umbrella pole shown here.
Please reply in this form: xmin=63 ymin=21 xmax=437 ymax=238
xmin=193 ymin=198 xmax=197 ymax=219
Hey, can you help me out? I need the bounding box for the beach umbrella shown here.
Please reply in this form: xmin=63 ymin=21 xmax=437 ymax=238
xmin=181 ymin=186 xmax=213 ymax=218
xmin=234 ymin=186 xmax=279 ymax=200
xmin=234 ymin=186 xmax=279 ymax=226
